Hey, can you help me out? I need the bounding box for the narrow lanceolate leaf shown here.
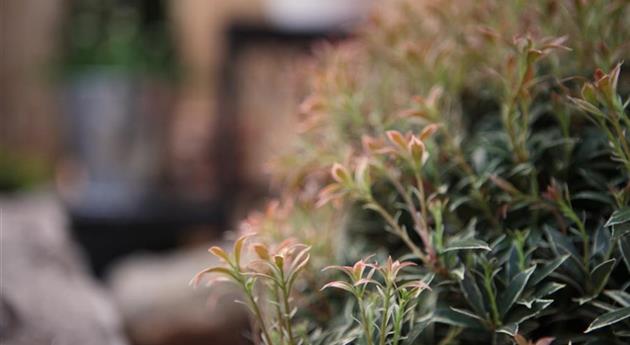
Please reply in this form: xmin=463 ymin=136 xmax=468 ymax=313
xmin=321 ymin=281 xmax=354 ymax=294
xmin=233 ymin=234 xmax=255 ymax=266
xmin=592 ymin=226 xmax=612 ymax=258
xmin=590 ymin=259 xmax=616 ymax=295
xmin=460 ymin=271 xmax=488 ymax=319
xmin=208 ymin=246 xmax=231 ymax=264
xmin=287 ymin=254 xmax=310 ymax=290
xmin=386 ymin=130 xmax=408 ymax=151
xmin=401 ymin=316 xmax=431 ymax=345
xmin=572 ymin=191 xmax=614 ymax=205
xmin=604 ymin=290 xmax=630 ymax=308
xmin=585 ymin=307 xmax=630 ymax=333
xmin=529 ymin=254 xmax=569 ymax=286
xmin=505 ymin=299 xmax=553 ymax=325
xmin=331 ymin=163 xmax=352 ymax=185
xmin=612 ymin=223 xmax=630 ymax=240
xmin=544 ymin=226 xmax=581 ymax=264
xmin=498 ymin=266 xmax=536 ymax=318
xmin=620 ymin=234 xmax=630 ymax=272
xmin=442 ymin=239 xmax=491 ymax=253
xmin=591 ymin=227 xmax=613 ymax=257
xmin=449 ymin=307 xmax=486 ymax=322
xmin=190 ymin=266 xmax=236 ymax=287
xmin=614 ymin=330 xmax=630 ymax=337
xmin=534 ymin=282 xmax=565 ymax=299
xmin=604 ymin=207 xmax=630 ymax=227
xmin=451 ymin=265 xmax=465 ymax=281
xmin=576 ymin=295 xmax=597 ymax=306
xmin=590 ymin=299 xmax=617 ymax=312
xmin=519 ymin=282 xmax=566 ymax=308
xmin=433 ymin=308 xmax=485 ymax=329
xmin=496 ymin=323 xmax=518 ymax=336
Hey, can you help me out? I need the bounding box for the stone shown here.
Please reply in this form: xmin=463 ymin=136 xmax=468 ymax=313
xmin=0 ymin=192 xmax=128 ymax=345
xmin=106 ymin=243 xmax=250 ymax=345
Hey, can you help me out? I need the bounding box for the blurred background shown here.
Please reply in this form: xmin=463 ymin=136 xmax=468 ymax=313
xmin=0 ymin=1 xmax=370 ymax=344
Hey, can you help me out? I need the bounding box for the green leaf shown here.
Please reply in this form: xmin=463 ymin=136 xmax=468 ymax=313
xmin=614 ymin=330 xmax=630 ymax=337
xmin=569 ymin=96 xmax=607 ymax=118
xmin=498 ymin=266 xmax=536 ymax=318
xmin=460 ymin=271 xmax=488 ymax=319
xmin=519 ymin=282 xmax=566 ymax=308
xmin=612 ymin=223 xmax=630 ymax=240
xmin=572 ymin=191 xmax=614 ymax=204
xmin=321 ymin=281 xmax=354 ymax=294
xmin=590 ymin=259 xmax=616 ymax=295
xmin=552 ymin=271 xmax=584 ymax=293
xmin=496 ymin=323 xmax=518 ymax=336
xmin=605 ymin=208 xmax=630 ymax=227
xmin=505 ymin=299 xmax=553 ymax=325
xmin=401 ymin=315 xmax=431 ymax=345
xmin=529 ymin=254 xmax=569 ymax=286
xmin=592 ymin=226 xmax=612 ymax=258
xmin=544 ymin=226 xmax=582 ymax=271
xmin=590 ymin=299 xmax=617 ymax=312
xmin=576 ymin=295 xmax=597 ymax=306
xmin=442 ymin=239 xmax=491 ymax=253
xmin=585 ymin=307 xmax=630 ymax=333
xmin=535 ymin=282 xmax=566 ymax=298
xmin=619 ymin=234 xmax=630 ymax=272
xmin=433 ymin=307 xmax=485 ymax=329
xmin=449 ymin=196 xmax=472 ymax=212
xmin=451 ymin=265 xmax=465 ymax=281
xmin=577 ymin=168 xmax=608 ymax=190
xmin=505 ymin=246 xmax=521 ymax=281
xmin=604 ymin=290 xmax=630 ymax=308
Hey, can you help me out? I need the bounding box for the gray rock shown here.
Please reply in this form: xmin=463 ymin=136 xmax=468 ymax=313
xmin=106 ymin=243 xmax=250 ymax=345
xmin=0 ymin=192 xmax=128 ymax=345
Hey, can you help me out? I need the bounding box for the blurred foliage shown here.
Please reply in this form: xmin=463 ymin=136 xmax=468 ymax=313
xmin=196 ymin=1 xmax=630 ymax=344
xmin=0 ymin=150 xmax=51 ymax=192
xmin=60 ymin=0 xmax=176 ymax=77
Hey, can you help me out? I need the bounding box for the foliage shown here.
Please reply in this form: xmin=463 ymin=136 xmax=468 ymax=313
xmin=0 ymin=150 xmax=51 ymax=192
xmin=321 ymin=256 xmax=433 ymax=345
xmin=194 ymin=0 xmax=630 ymax=344
xmin=192 ymin=235 xmax=311 ymax=345
xmin=61 ymin=0 xmax=175 ymax=76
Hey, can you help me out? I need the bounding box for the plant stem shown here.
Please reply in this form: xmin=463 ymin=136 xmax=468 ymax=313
xmin=279 ymin=271 xmax=296 ymax=345
xmin=610 ymin=114 xmax=630 ymax=174
xmin=413 ymin=170 xmax=436 ymax=261
xmin=378 ymin=283 xmax=392 ymax=345
xmin=273 ymin=285 xmax=287 ymax=343
xmin=502 ymin=58 xmax=531 ymax=164
xmin=369 ymin=200 xmax=428 ymax=262
xmin=246 ymin=289 xmax=274 ymax=345
xmin=384 ymin=171 xmax=425 ymax=240
xmin=358 ymin=298 xmax=375 ymax=345
xmin=391 ymin=298 xmax=407 ymax=345
xmin=437 ymin=327 xmax=463 ymax=345
xmin=483 ymin=270 xmax=501 ymax=327
xmin=563 ymin=204 xmax=590 ymax=270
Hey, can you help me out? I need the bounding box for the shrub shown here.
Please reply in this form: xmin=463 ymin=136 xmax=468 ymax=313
xmin=194 ymin=1 xmax=630 ymax=344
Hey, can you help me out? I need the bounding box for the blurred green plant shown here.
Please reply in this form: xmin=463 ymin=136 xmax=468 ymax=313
xmin=0 ymin=150 xmax=51 ymax=192
xmin=61 ymin=0 xmax=175 ymax=77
